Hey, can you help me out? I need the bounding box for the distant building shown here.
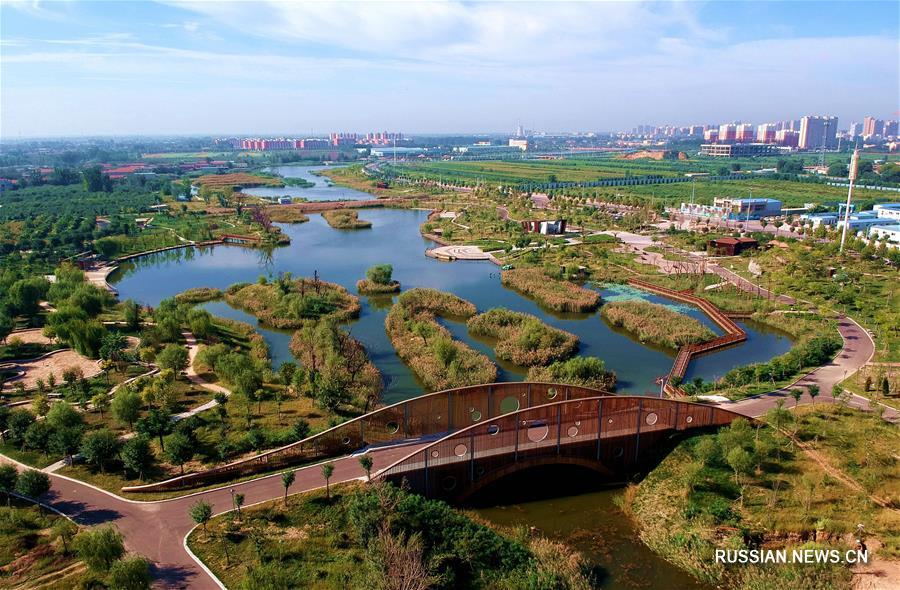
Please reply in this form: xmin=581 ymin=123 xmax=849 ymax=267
xmin=700 ymin=143 xmax=778 ymax=157
xmin=708 ymin=237 xmax=759 ymax=256
xmin=800 ymin=212 xmax=840 ymax=228
xmin=0 ymin=178 xmax=15 ymax=191
xmin=703 ymin=129 xmax=719 ymax=142
xmin=521 ymin=219 xmax=567 ymax=234
xmin=370 ymin=147 xmax=424 ymax=157
xmin=836 ymin=211 xmax=900 ymax=233
xmin=736 ymin=123 xmax=755 ymax=143
xmin=885 ymin=120 xmax=899 ymax=138
xmin=713 ymin=197 xmax=782 ymax=220
xmin=799 ymin=115 xmax=838 ymax=149
xmin=868 ymin=224 xmax=900 ymax=245
xmin=775 ymin=129 xmax=799 ymax=147
xmin=756 ymin=123 xmax=776 ymax=143
xmin=874 ymin=203 xmax=900 ymax=220
xmin=508 ymin=138 xmax=530 ymax=151
xmin=863 ymin=116 xmax=884 ymax=138
xmin=718 ymin=123 xmax=738 ymax=143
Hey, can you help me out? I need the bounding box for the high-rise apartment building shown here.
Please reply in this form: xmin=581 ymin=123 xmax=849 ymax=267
xmin=885 ymin=120 xmax=899 ymax=138
xmin=736 ymin=123 xmax=755 ymax=143
xmin=718 ymin=123 xmax=738 ymax=142
xmin=798 ymin=116 xmax=838 ymax=149
xmin=756 ymin=123 xmax=776 ymax=143
xmin=863 ymin=116 xmax=884 ymax=138
xmin=776 ymin=129 xmax=799 ymax=148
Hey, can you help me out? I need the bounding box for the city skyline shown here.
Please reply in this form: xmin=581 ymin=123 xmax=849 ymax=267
xmin=1 ymin=0 xmax=899 ymax=137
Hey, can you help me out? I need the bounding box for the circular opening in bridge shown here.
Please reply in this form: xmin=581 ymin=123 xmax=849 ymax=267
xmin=685 ymin=415 xmax=694 ymax=424
xmin=470 ymin=409 xmax=482 ymax=422
xmin=386 ymin=421 xmax=400 ymax=434
xmin=342 ymin=437 xmax=352 ymax=445
xmin=499 ymin=396 xmax=519 ymax=414
xmin=645 ymin=412 xmax=659 ymax=426
xmin=547 ymin=387 xmax=558 ymax=400
xmin=567 ymin=425 xmax=579 ymax=438
xmin=527 ymin=422 xmax=550 ymax=442
xmin=613 ymin=447 xmax=624 ymax=458
xmin=607 ymin=418 xmax=614 ymax=424
xmin=487 ymin=424 xmax=500 ymax=436
xmin=454 ymin=443 xmax=468 ymax=457
xmin=441 ymin=476 xmax=457 ymax=491
xmin=431 ymin=449 xmax=440 ymax=458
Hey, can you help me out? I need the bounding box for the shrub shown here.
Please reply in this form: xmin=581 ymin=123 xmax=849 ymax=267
xmin=501 ymin=268 xmax=600 ymax=312
xmin=467 ymin=308 xmax=578 ymax=366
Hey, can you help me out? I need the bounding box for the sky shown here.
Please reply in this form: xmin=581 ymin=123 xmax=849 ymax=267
xmin=1 ymin=0 xmax=898 ymax=137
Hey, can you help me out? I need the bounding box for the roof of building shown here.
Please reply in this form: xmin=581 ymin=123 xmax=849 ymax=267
xmin=709 ymin=237 xmax=758 ymax=245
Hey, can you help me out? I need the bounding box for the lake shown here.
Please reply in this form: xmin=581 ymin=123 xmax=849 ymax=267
xmin=241 ymin=164 xmax=376 ymax=202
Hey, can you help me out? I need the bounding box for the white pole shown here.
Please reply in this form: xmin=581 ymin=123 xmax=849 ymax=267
xmin=839 ymin=148 xmax=859 ymax=253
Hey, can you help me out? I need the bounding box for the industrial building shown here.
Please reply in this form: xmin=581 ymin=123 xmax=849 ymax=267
xmin=699 ymin=143 xmax=778 ymax=157
xmin=713 ymin=197 xmax=782 ymax=220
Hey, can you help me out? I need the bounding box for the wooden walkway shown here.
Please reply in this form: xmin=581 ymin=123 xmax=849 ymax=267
xmin=626 ymin=278 xmax=747 ymax=397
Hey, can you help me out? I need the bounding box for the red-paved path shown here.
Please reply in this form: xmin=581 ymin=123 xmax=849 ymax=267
xmin=2 ymin=443 xmax=424 ymax=589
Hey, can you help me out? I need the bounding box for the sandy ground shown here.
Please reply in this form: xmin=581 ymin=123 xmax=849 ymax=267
xmin=853 ymin=539 xmax=900 ymax=590
xmin=5 ymin=328 xmax=53 ymax=345
xmin=3 ymin=350 xmax=101 ymax=391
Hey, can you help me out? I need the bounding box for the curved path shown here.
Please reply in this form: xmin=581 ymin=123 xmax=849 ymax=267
xmin=1 ymin=442 xmax=423 ymax=589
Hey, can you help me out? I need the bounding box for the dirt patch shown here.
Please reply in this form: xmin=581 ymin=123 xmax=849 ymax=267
xmin=5 ymin=329 xmax=53 ymax=345
xmin=4 ymin=350 xmax=101 ymax=391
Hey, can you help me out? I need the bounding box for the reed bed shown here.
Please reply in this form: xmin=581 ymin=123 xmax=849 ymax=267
xmin=322 ymin=209 xmax=372 ymax=229
xmin=385 ymin=288 xmax=495 ymax=391
xmin=174 ymin=287 xmax=223 ymax=304
xmin=501 ymin=269 xmax=600 ymax=312
xmin=601 ymin=299 xmax=715 ymax=349
xmin=356 ymin=279 xmax=401 ymax=294
xmin=225 ymin=276 xmax=360 ymax=329
xmin=467 ymin=307 xmax=578 ymax=366
xmin=526 ymin=356 xmax=617 ymax=391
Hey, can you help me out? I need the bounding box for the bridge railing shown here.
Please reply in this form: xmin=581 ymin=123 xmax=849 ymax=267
xmin=122 ymin=382 xmax=612 ymax=493
xmin=376 ymin=396 xmax=740 ymax=501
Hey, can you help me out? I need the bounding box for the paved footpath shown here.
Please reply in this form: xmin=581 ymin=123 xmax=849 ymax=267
xmin=726 ymin=314 xmax=898 ymax=423
xmin=1 ymin=443 xmax=423 ymax=589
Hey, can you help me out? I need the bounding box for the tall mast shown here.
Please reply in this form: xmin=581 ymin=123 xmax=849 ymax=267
xmin=839 ymin=148 xmax=859 ymax=253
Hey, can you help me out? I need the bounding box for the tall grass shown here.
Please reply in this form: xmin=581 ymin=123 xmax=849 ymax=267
xmin=225 ymin=276 xmax=360 ymax=329
xmin=385 ymin=288 xmax=495 ymax=391
xmin=501 ymin=269 xmax=600 ymax=312
xmin=601 ymin=300 xmax=715 ymax=349
xmin=467 ymin=308 xmax=578 ymax=366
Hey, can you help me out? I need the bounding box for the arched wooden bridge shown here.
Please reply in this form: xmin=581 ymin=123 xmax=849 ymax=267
xmin=375 ymin=395 xmax=742 ymax=501
xmin=123 ymin=382 xmax=614 ymax=492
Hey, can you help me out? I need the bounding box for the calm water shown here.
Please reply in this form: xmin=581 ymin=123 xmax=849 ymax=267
xmin=110 ymin=208 xmax=792 ymax=403
xmin=107 ymin=197 xmax=789 ymax=590
xmin=242 ymin=165 xmax=376 ymax=201
xmin=471 ymin=466 xmax=709 ymax=590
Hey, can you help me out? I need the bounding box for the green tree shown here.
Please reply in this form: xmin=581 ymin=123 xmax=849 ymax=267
xmin=51 ymin=518 xmax=79 ymax=555
xmin=50 ymin=426 xmax=83 ymax=465
xmin=365 ymin=264 xmax=394 ymax=285
xmin=322 ymin=462 xmax=334 ymax=500
xmin=281 ymin=470 xmax=295 ymax=504
xmin=358 ymin=454 xmax=374 ymax=481
xmin=156 ymin=343 xmax=189 ymax=374
xmin=121 ymin=436 xmax=154 ymax=480
xmin=189 ymin=499 xmax=213 ymax=531
xmin=165 ymin=432 xmax=194 ymax=475
xmin=107 ymin=555 xmax=152 ymax=590
xmin=73 ymin=525 xmax=125 ymax=573
xmin=0 ymin=312 xmax=13 ymax=344
xmin=7 ymin=277 xmax=49 ymax=317
xmin=234 ymin=493 xmax=244 ymax=520
xmin=807 ymin=384 xmax=820 ymax=404
xmin=0 ymin=464 xmax=18 ymax=507
xmin=111 ymin=388 xmax=142 ymax=430
xmin=80 ymin=429 xmax=122 ymax=473
xmin=827 ymin=161 xmax=849 ymax=177
xmin=790 ymin=388 xmax=803 ymax=408
xmin=136 ymin=408 xmax=172 ymax=450
xmin=123 ymin=299 xmax=141 ymax=331
xmin=24 ymin=421 xmax=52 ymax=454
xmin=16 ymin=469 xmax=51 ymax=508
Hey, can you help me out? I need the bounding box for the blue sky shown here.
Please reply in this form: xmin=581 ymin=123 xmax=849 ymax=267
xmin=1 ymin=1 xmax=898 ymax=137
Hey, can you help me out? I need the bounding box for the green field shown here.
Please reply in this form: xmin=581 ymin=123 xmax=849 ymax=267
xmin=614 ymin=177 xmax=900 ymax=207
